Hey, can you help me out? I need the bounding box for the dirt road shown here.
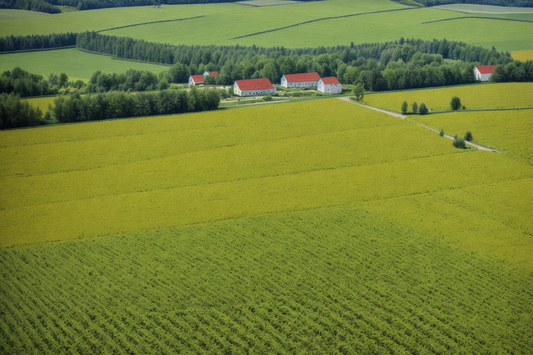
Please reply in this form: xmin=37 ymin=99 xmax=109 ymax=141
xmin=338 ymin=97 xmax=498 ymax=152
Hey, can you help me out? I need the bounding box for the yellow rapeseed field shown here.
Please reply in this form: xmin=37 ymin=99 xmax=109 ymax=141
xmin=363 ymin=83 xmax=533 ymax=112
xmin=410 ymin=110 xmax=533 ymax=165
xmin=511 ymin=49 xmax=533 ymax=62
xmin=1 ymin=98 xmax=532 ymax=273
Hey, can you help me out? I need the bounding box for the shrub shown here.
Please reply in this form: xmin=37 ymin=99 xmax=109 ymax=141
xmin=439 ymin=129 xmax=444 ymax=137
xmin=464 ymin=131 xmax=473 ymax=141
xmin=451 ymin=96 xmax=461 ymax=110
xmin=419 ymin=103 xmax=428 ymax=115
xmin=401 ymin=101 xmax=408 ymax=114
xmin=453 ymin=136 xmax=466 ymax=149
xmin=352 ymin=83 xmax=365 ymax=101
xmin=462 ymin=105 xmax=466 ymax=110
xmin=412 ymin=102 xmax=418 ymax=114
xmin=264 ymin=94 xmax=272 ymax=102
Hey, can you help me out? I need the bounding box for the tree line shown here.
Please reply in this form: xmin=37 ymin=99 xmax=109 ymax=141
xmin=0 ymin=0 xmax=61 ymax=13
xmin=51 ymin=87 xmax=219 ymax=123
xmin=490 ymin=60 xmax=533 ymax=82
xmin=0 ymin=93 xmax=44 ymax=129
xmin=405 ymin=0 xmax=533 ymax=7
xmin=0 ymin=67 xmax=61 ymax=97
xmin=0 ymin=33 xmax=77 ymax=52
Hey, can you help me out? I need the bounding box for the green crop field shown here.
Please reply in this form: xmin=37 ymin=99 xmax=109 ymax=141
xmin=0 ymin=49 xmax=170 ymax=81
xmin=3 ymin=0 xmax=532 ymax=52
xmin=363 ymin=83 xmax=533 ymax=112
xmin=1 ymin=98 xmax=533 ymax=353
xmin=0 ymin=9 xmax=50 ymax=21
xmin=433 ymin=4 xmax=533 ymax=14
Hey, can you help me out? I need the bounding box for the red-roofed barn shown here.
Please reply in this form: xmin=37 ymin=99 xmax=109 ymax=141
xmin=189 ymin=75 xmax=205 ymax=86
xmin=317 ymin=77 xmax=342 ymax=94
xmin=203 ymin=71 xmax=218 ymax=78
xmin=474 ymin=65 xmax=496 ymax=81
xmin=234 ymin=78 xmax=276 ymax=96
xmin=281 ymin=72 xmax=321 ymax=88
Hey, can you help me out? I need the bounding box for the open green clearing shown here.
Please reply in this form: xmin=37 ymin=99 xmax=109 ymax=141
xmin=0 ymin=49 xmax=170 ymax=81
xmin=1 ymin=95 xmax=532 ymax=353
xmin=0 ymin=9 xmax=49 ymax=21
xmin=433 ymin=4 xmax=533 ymax=14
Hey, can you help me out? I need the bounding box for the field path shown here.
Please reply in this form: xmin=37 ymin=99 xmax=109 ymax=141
xmin=338 ymin=97 xmax=498 ymax=152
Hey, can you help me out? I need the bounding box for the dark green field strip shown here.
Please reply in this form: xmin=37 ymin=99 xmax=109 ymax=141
xmin=421 ymin=16 xmax=533 ymax=24
xmin=1 ymin=205 xmax=532 ymax=353
xmin=228 ymin=7 xmax=419 ymax=40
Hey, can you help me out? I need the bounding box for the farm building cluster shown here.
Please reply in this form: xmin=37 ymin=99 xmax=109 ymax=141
xmin=188 ymin=71 xmax=342 ymax=96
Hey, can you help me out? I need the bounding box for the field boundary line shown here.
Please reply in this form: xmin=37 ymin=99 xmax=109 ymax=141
xmin=228 ymin=7 xmax=418 ymax=40
xmin=338 ymin=97 xmax=498 ymax=152
xmin=0 ymin=45 xmax=77 ymax=55
xmin=97 ymin=15 xmax=205 ymax=33
xmin=421 ymin=16 xmax=533 ymax=24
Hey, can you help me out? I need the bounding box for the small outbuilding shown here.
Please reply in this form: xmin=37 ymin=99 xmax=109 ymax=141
xmin=317 ymin=77 xmax=342 ymax=94
xmin=189 ymin=75 xmax=205 ymax=86
xmin=234 ymin=78 xmax=276 ymax=96
xmin=280 ymin=72 xmax=321 ymax=88
xmin=474 ymin=65 xmax=497 ymax=81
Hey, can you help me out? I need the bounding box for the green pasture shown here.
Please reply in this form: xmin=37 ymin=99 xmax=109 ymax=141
xmin=433 ymin=4 xmax=533 ymax=14
xmin=0 ymin=48 xmax=170 ymax=81
xmin=0 ymin=9 xmax=49 ymax=21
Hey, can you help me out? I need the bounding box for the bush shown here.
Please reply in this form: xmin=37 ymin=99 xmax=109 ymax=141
xmin=412 ymin=102 xmax=418 ymax=114
xmin=419 ymin=102 xmax=428 ymax=115
xmin=264 ymin=94 xmax=272 ymax=102
xmin=464 ymin=131 xmax=473 ymax=141
xmin=439 ymin=129 xmax=444 ymax=137
xmin=450 ymin=96 xmax=461 ymax=110
xmin=452 ymin=136 xmax=466 ymax=149
xmin=401 ymin=101 xmax=408 ymax=114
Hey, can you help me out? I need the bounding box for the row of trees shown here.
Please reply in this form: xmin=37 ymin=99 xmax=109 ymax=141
xmin=0 ymin=33 xmax=77 ymax=52
xmin=52 ymin=87 xmax=219 ymax=123
xmin=87 ymin=69 xmax=163 ymax=93
xmin=0 ymin=93 xmax=44 ymax=129
xmin=490 ymin=60 xmax=533 ymax=82
xmin=405 ymin=0 xmax=533 ymax=6
xmin=0 ymin=0 xmax=61 ymax=13
xmin=0 ymin=67 xmax=75 ymax=97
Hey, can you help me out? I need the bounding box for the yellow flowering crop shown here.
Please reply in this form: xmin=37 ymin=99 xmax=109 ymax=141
xmin=364 ymin=83 xmax=533 ymax=112
xmin=511 ymin=49 xmax=533 ymax=62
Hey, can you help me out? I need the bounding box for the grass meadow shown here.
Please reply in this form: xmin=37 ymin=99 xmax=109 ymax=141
xmin=0 ymin=9 xmax=49 ymax=20
xmin=21 ymin=96 xmax=57 ymax=113
xmin=363 ymin=83 xmax=533 ymax=112
xmin=1 ymin=98 xmax=532 ymax=353
xmin=0 ymin=49 xmax=170 ymax=81
xmin=432 ymin=3 xmax=533 ymax=13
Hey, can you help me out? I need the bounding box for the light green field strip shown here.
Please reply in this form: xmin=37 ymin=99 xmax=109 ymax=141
xmin=433 ymin=4 xmax=533 ymax=14
xmin=0 ymin=48 xmax=170 ymax=80
xmin=0 ymin=9 xmax=49 ymax=21
xmin=0 ymin=0 xmax=403 ymax=37
xmin=221 ymin=10 xmax=533 ymax=52
xmin=363 ymin=83 xmax=533 ymax=112
xmin=21 ymin=96 xmax=57 ymax=113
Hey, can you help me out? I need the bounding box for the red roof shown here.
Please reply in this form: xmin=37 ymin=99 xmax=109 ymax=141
xmin=235 ymin=78 xmax=275 ymax=91
xmin=283 ymin=72 xmax=321 ymax=83
xmin=476 ymin=65 xmax=497 ymax=74
xmin=190 ymin=75 xmax=205 ymax=83
xmin=207 ymin=71 xmax=218 ymax=78
xmin=320 ymin=77 xmax=341 ymax=85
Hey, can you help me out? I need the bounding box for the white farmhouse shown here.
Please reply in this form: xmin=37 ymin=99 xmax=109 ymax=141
xmin=474 ymin=65 xmax=496 ymax=81
xmin=280 ymin=72 xmax=321 ymax=88
xmin=317 ymin=77 xmax=342 ymax=94
xmin=188 ymin=75 xmax=205 ymax=86
xmin=234 ymin=78 xmax=276 ymax=96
